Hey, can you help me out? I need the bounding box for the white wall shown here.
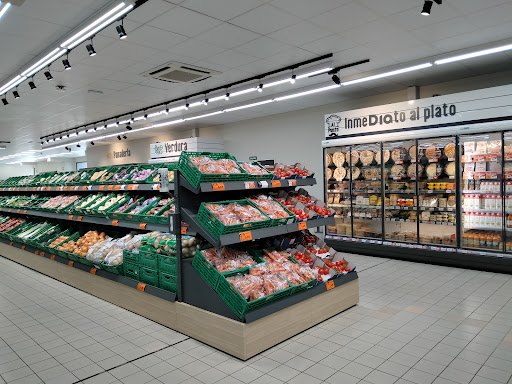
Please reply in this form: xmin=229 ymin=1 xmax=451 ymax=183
xmin=0 ymin=165 xmax=35 ymax=180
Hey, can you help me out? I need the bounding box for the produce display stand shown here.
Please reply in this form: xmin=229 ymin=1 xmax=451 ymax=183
xmin=0 ymin=166 xmax=359 ymax=360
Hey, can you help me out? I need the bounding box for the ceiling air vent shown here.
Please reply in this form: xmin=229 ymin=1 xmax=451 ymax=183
xmin=141 ymin=62 xmax=221 ymax=83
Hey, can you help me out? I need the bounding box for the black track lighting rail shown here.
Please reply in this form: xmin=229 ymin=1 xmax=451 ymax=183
xmin=40 ymin=53 xmax=334 ymax=140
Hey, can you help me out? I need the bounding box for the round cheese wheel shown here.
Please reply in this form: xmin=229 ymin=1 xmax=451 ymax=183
xmin=332 ymin=152 xmax=345 ymax=167
xmin=326 ymin=168 xmax=333 ymax=180
xmin=375 ymin=150 xmax=390 ymax=164
xmin=391 ymin=148 xmax=407 ymax=162
xmin=333 ymin=167 xmax=346 ymax=181
xmin=326 ymin=153 xmax=333 ymax=166
xmin=445 ymin=162 xmax=455 ymax=177
xmin=444 ymin=142 xmax=455 ymax=158
xmin=360 ymin=150 xmax=374 ymax=166
xmin=425 ymin=145 xmax=441 ymax=160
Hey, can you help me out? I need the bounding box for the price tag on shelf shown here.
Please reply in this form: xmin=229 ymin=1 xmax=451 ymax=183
xmin=8 ymin=208 xmax=11 ymax=213
xmin=137 ymin=282 xmax=146 ymax=291
xmin=40 ymin=251 xmax=45 ymax=257
xmin=16 ymin=209 xmax=20 ymax=214
xmin=82 ymin=186 xmax=87 ymax=191
xmin=239 ymin=231 xmax=252 ymax=242
xmin=441 ymin=248 xmax=447 ymax=252
xmin=259 ymin=181 xmax=268 ymax=188
xmin=77 ymin=216 xmax=83 ymax=222
xmin=107 ymin=185 xmax=114 ymax=191
xmin=400 ymin=219 xmax=405 ymax=222
xmin=271 ymin=180 xmax=281 ymax=188
xmin=151 ymin=184 xmax=160 ymax=191
xmin=288 ymin=180 xmax=297 ymax=187
xmin=429 ymin=207 xmax=435 ymax=211
xmin=23 ymin=210 xmax=27 ymax=214
xmin=461 ymin=249 xmax=468 ymax=254
xmin=139 ymin=223 xmax=147 ymax=230
xmin=99 ymin=185 xmax=105 ymax=190
xmin=128 ymin=184 xmax=139 ymax=190
xmin=244 ymin=182 xmax=256 ymax=189
xmin=326 ymin=281 xmax=335 ymax=290
xmin=50 ymin=255 xmax=55 ymax=260
xmin=120 ymin=185 xmax=126 ymax=190
xmin=90 ymin=268 xmax=97 ymax=274
xmin=298 ymin=222 xmax=307 ymax=230
xmin=9 ymin=241 xmax=12 ymax=246
xmin=181 ymin=227 xmax=187 ymax=235
xmin=212 ymin=182 xmax=225 ymax=191
xmin=112 ymin=220 xmax=118 ymax=226
xmin=21 ymin=245 xmax=25 ymax=250
xmin=68 ymin=261 xmax=74 ymax=267
xmin=24 ymin=187 xmax=28 ymax=191
xmin=63 ymin=186 xmax=68 ymax=191
xmin=34 ymin=250 xmax=39 ymax=255
xmin=68 ymin=215 xmax=73 ymax=221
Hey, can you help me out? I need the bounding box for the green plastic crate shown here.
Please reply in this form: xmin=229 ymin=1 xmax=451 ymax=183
xmin=159 ymin=272 xmax=177 ymax=293
xmin=140 ymin=266 xmax=158 ymax=287
xmin=178 ymin=151 xmax=248 ymax=188
xmin=123 ymin=164 xmax=159 ymax=184
xmin=105 ymin=166 xmax=137 ymax=184
xmin=237 ymin=161 xmax=273 ymax=181
xmin=113 ymin=196 xmax=161 ymax=222
xmin=158 ymin=254 xmax=177 ymax=275
xmin=249 ymin=195 xmax=296 ymax=227
xmin=100 ymin=262 xmax=123 ymax=274
xmin=216 ymin=270 xmax=295 ymax=319
xmin=123 ymin=250 xmax=139 ymax=265
xmin=123 ymin=260 xmax=139 ymax=280
xmin=196 ymin=199 xmax=271 ymax=239
xmin=131 ymin=198 xmax=174 ymax=224
xmin=139 ymin=250 xmax=158 ymax=269
xmin=90 ymin=166 xmax=117 ymax=185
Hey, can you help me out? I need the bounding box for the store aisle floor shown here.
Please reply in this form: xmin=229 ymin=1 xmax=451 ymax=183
xmin=0 ymin=255 xmax=511 ymax=384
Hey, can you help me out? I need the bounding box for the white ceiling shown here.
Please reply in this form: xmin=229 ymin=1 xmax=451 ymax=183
xmin=0 ymin=0 xmax=512 ymax=161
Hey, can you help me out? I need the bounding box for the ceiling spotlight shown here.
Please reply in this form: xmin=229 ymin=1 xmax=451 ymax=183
xmin=290 ymin=74 xmax=296 ymax=84
xmin=67 ymin=134 xmax=70 ymax=138
xmin=76 ymin=144 xmax=81 ymax=148
xmin=143 ymin=113 xmax=148 ymax=120
xmin=421 ymin=0 xmax=440 ymax=15
xmin=46 ymin=139 xmax=49 ymax=143
xmin=53 ymin=138 xmax=56 ymax=142
xmin=1 ymin=97 xmax=7 ymax=105
xmin=85 ymin=129 xmax=88 ymax=133
xmin=257 ymin=84 xmax=263 ymax=92
xmin=123 ymin=135 xmax=127 ymax=140
xmin=163 ymin=107 xmax=169 ymax=114
xmin=65 ymin=146 xmax=70 ymax=151
xmin=116 ymin=121 xmax=119 ymax=126
xmin=116 ymin=19 xmax=127 ymax=39
xmin=126 ymin=125 xmax=132 ymax=130
xmin=225 ymin=92 xmax=230 ymax=100
xmin=185 ymin=102 xmax=189 ymax=110
xmin=332 ymin=74 xmax=341 ymax=85
xmin=62 ymin=56 xmax=71 ymax=70
xmin=28 ymin=79 xmax=37 ymax=90
xmin=13 ymin=89 xmax=19 ymax=99
xmin=203 ymin=98 xmax=209 ymax=105
xmin=40 ymin=142 xmax=43 ymax=145
xmin=44 ymin=70 xmax=53 ymax=81
xmin=117 ymin=135 xmax=121 ymax=140
xmin=104 ymin=124 xmax=107 ymax=129
xmin=86 ymin=39 xmax=96 ymax=56
xmin=90 ymin=141 xmax=94 ymax=145
xmin=59 ymin=136 xmax=63 ymax=140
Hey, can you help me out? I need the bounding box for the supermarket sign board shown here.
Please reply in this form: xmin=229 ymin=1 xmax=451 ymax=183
xmin=325 ymin=84 xmax=512 ymax=139
xmin=149 ymin=138 xmax=223 ymax=161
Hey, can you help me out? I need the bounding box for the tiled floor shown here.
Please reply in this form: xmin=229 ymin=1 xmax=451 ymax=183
xmin=0 ymin=254 xmax=511 ymax=384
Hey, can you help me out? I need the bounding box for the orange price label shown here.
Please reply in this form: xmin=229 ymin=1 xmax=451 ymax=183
xmin=63 ymin=186 xmax=68 ymax=191
xmin=68 ymin=215 xmax=74 ymax=221
xmin=326 ymin=280 xmax=335 ymax=290
xmin=271 ymin=180 xmax=281 ymax=188
xmin=50 ymin=255 xmax=55 ymax=260
xmin=112 ymin=219 xmax=119 ymax=226
xmin=68 ymin=261 xmax=74 ymax=267
xmin=16 ymin=187 xmax=20 ymax=191
xmin=35 ymin=250 xmax=39 ymax=255
xmin=23 ymin=210 xmax=27 ymax=214
xmin=298 ymin=222 xmax=307 ymax=230
xmin=107 ymin=185 xmax=113 ymax=190
xmin=114 ymin=185 xmax=120 ymax=190
xmin=128 ymin=184 xmax=139 ymax=190
xmin=139 ymin=223 xmax=147 ymax=229
xmin=25 ymin=187 xmax=28 ymax=191
xmin=8 ymin=209 xmax=11 ymax=213
xmin=32 ymin=187 xmax=36 ymax=191
xmin=16 ymin=209 xmax=20 ymax=214
xmin=82 ymin=186 xmax=87 ymax=191
xmin=181 ymin=227 xmax=187 ymax=235
xmin=137 ymin=282 xmax=146 ymax=291
xmin=77 ymin=216 xmax=83 ymax=222
xmin=212 ymin=182 xmax=225 ymax=191
xmin=90 ymin=268 xmax=97 ymax=275
xmin=9 ymin=242 xmax=13 ymax=246
xmin=239 ymin=231 xmax=253 ymax=242
xmin=40 ymin=251 xmax=45 ymax=257
xmin=21 ymin=245 xmax=25 ymax=250
xmin=99 ymin=185 xmax=105 ymax=190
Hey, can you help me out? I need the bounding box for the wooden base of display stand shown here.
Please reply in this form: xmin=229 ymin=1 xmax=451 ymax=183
xmin=0 ymin=243 xmax=359 ymax=360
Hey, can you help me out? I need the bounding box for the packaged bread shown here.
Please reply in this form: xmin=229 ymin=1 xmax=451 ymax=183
xmin=476 ymin=141 xmax=487 ymax=154
xmin=332 ymin=152 xmax=345 ymax=167
xmin=445 ymin=162 xmax=456 ymax=177
xmin=425 ymin=145 xmax=441 ymax=161
xmin=360 ymin=150 xmax=374 ymax=166
xmin=348 ymin=150 xmax=359 ymax=165
xmin=391 ymin=148 xmax=407 ymax=163
xmin=409 ymin=146 xmax=417 ymax=162
xmin=426 ymin=163 xmax=442 ymax=178
xmin=444 ymin=142 xmax=455 ymax=159
xmin=464 ymin=142 xmax=475 ymax=154
xmin=333 ymin=167 xmax=346 ymax=181
xmin=326 ymin=153 xmax=333 ymax=167
xmin=376 ymin=150 xmax=390 ymax=164
xmin=351 ymin=167 xmax=361 ymax=180
xmin=487 ymin=140 xmax=501 ymax=154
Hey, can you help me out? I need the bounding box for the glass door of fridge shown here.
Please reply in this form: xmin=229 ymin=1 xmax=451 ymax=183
xmin=325 ymin=146 xmax=352 ymax=237
xmin=383 ymin=140 xmax=417 ymax=243
xmin=417 ymin=137 xmax=457 ymax=246
xmin=351 ymin=143 xmax=383 ymax=240
xmin=460 ymin=133 xmax=503 ymax=252
xmin=502 ymin=132 xmax=512 ymax=253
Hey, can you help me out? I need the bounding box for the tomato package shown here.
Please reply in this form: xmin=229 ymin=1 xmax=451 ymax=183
xmin=201 ymin=247 xmax=257 ymax=273
xmin=205 ymin=202 xmax=268 ymax=225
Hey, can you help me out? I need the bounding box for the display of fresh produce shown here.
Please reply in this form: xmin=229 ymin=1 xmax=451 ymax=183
xmin=146 ymin=197 xmax=173 ymax=216
xmin=48 ymin=235 xmax=69 ymax=248
xmin=190 ymin=156 xmax=242 ymax=174
xmin=248 ymin=194 xmax=293 ymax=219
xmin=90 ymin=169 xmax=109 ymax=181
xmin=57 ymin=230 xmax=107 ymax=258
xmin=205 ymin=202 xmax=268 ymax=225
xmin=201 ymin=247 xmax=257 ymax=273
xmin=153 ymin=170 xmax=175 ymax=182
xmin=127 ymin=196 xmax=159 ymax=214
xmin=40 ymin=195 xmax=80 ymax=210
xmin=129 ymin=167 xmax=157 ymax=181
xmin=95 ymin=194 xmax=126 ymax=212
xmin=240 ymin=163 xmax=269 ymax=176
xmin=110 ymin=167 xmax=132 ymax=181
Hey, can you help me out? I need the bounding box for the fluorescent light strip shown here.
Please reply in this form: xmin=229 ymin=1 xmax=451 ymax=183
xmin=185 ymin=111 xmax=224 ymax=121
xmin=225 ymin=99 xmax=274 ymax=112
xmin=230 ymin=88 xmax=256 ymax=97
xmin=274 ymin=84 xmax=340 ymax=101
xmin=67 ymin=4 xmax=134 ymax=49
xmin=25 ymin=50 xmax=67 ymax=78
xmin=341 ymin=63 xmax=433 ymax=86
xmin=209 ymin=95 xmax=227 ymax=102
xmin=61 ymin=2 xmax=126 ymax=48
xmin=435 ymin=44 xmax=512 ymax=65
xmin=149 ymin=119 xmax=184 ymax=129
xmin=0 ymin=76 xmax=26 ymax=96
xmin=0 ymin=2 xmax=11 ymax=20
xmin=21 ymin=48 xmax=62 ymax=77
xmin=0 ymin=75 xmax=22 ymax=94
xmin=296 ymin=67 xmax=333 ymax=79
xmin=264 ymin=78 xmax=290 ymax=88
